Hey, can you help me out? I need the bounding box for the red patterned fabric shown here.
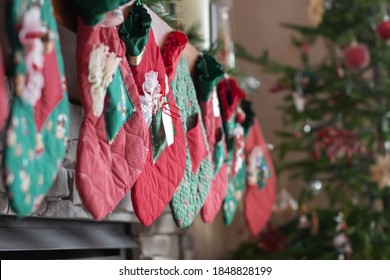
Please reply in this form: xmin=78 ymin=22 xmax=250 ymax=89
xmin=130 ymin=29 xmax=186 ymax=226
xmin=244 ymin=119 xmax=276 ymax=235
xmin=34 ymin=49 xmax=64 ymax=131
xmin=217 ymin=77 xmax=246 ymax=181
xmin=0 ymin=51 xmax=7 ymax=130
xmin=162 ymin=31 xmax=188 ymax=82
xmin=75 ymin=19 xmax=149 ymax=220
xmin=217 ymin=77 xmax=246 ymax=123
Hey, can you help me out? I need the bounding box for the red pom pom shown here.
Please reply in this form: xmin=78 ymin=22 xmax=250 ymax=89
xmin=343 ymin=43 xmax=370 ymax=70
xmin=378 ymin=20 xmax=390 ymax=39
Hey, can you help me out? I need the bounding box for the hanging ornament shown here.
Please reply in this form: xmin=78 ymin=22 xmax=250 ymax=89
xmin=303 ymin=121 xmax=312 ymax=134
xmin=333 ymin=233 xmax=353 ymax=259
xmin=378 ymin=20 xmax=390 ymax=40
xmin=273 ymin=188 xmax=298 ymax=219
xmin=298 ymin=204 xmax=310 ymax=229
xmin=343 ymin=43 xmax=370 ymax=70
xmin=336 ymin=63 xmax=345 ymax=78
xmin=309 ymin=179 xmax=323 ymax=195
xmin=292 ymin=71 xmax=306 ymax=113
xmin=307 ymin=0 xmax=325 ymax=27
xmin=324 ymin=0 xmax=333 ymax=9
xmin=377 ymin=6 xmax=390 ymax=40
xmin=292 ymin=91 xmax=306 ymax=113
xmin=312 ymin=126 xmax=360 ymax=163
xmin=370 ymin=154 xmax=390 ymax=189
xmin=333 ymin=212 xmax=352 ymax=259
xmin=243 ymin=75 xmax=261 ymax=93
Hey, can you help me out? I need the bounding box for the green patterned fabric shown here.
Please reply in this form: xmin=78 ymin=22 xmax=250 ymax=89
xmin=223 ymin=162 xmax=246 ymax=225
xmin=73 ymin=0 xmax=128 ymax=26
xmin=169 ymin=56 xmax=213 ymax=228
xmin=4 ymin=0 xmax=69 ymax=216
xmin=119 ymin=3 xmax=151 ymax=57
xmin=222 ymin=116 xmax=247 ymax=225
xmin=104 ymin=68 xmax=135 ymax=143
xmin=195 ymin=53 xmax=224 ymax=102
xmin=213 ymin=138 xmax=225 ymax=176
xmin=241 ymin=99 xmax=256 ymax=137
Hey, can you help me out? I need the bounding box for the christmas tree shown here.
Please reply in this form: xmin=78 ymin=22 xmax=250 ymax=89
xmin=235 ymin=0 xmax=390 ymax=259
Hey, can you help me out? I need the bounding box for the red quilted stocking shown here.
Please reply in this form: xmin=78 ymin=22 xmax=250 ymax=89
xmin=75 ymin=19 xmax=149 ymax=220
xmin=119 ymin=4 xmax=186 ymax=226
xmin=194 ymin=54 xmax=229 ymax=224
xmin=244 ymin=119 xmax=276 ymax=235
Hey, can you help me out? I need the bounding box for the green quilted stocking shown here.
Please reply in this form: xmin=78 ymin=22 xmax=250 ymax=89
xmin=3 ymin=0 xmax=69 ymax=215
xmin=169 ymin=56 xmax=213 ymax=228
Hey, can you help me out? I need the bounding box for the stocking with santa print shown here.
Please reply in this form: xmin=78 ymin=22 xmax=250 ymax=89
xmin=3 ymin=0 xmax=70 ymax=215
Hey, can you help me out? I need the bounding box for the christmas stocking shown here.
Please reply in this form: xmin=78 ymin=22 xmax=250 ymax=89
xmin=119 ymin=5 xmax=186 ymax=226
xmin=0 ymin=48 xmax=8 ymax=130
xmin=3 ymin=0 xmax=69 ymax=215
xmin=194 ymin=53 xmax=229 ymax=224
xmin=244 ymin=117 xmax=276 ymax=235
xmin=217 ymin=77 xmax=247 ymax=225
xmin=74 ymin=14 xmax=149 ymax=220
xmin=162 ymin=31 xmax=213 ymax=228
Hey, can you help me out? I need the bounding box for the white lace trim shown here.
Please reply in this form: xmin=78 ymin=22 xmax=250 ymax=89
xmin=140 ymin=71 xmax=162 ymax=127
xmin=88 ymin=43 xmax=121 ymax=117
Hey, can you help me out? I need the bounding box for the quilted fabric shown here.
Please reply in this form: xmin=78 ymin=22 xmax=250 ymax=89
xmin=0 ymin=49 xmax=7 ymax=130
xmin=194 ymin=53 xmax=229 ymax=224
xmin=217 ymin=77 xmax=247 ymax=225
xmin=162 ymin=33 xmax=213 ymax=228
xmin=244 ymin=118 xmax=276 ymax=235
xmin=120 ymin=8 xmax=186 ymax=226
xmin=3 ymin=0 xmax=69 ymax=215
xmin=75 ymin=19 xmax=149 ymax=220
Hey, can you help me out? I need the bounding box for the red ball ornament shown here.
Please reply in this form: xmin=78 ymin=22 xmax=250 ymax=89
xmin=377 ymin=20 xmax=390 ymax=40
xmin=343 ymin=43 xmax=370 ymax=70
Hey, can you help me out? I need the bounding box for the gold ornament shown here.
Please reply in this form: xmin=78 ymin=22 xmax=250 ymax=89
xmin=308 ymin=0 xmax=324 ymax=27
xmin=370 ymin=155 xmax=390 ymax=189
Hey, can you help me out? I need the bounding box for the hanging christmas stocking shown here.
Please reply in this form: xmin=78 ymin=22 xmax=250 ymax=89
xmin=119 ymin=5 xmax=186 ymax=226
xmin=217 ymin=77 xmax=247 ymax=225
xmin=244 ymin=117 xmax=276 ymax=235
xmin=162 ymin=31 xmax=213 ymax=228
xmin=194 ymin=53 xmax=229 ymax=224
xmin=74 ymin=10 xmax=149 ymax=220
xmin=0 ymin=48 xmax=8 ymax=130
xmin=3 ymin=0 xmax=69 ymax=215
